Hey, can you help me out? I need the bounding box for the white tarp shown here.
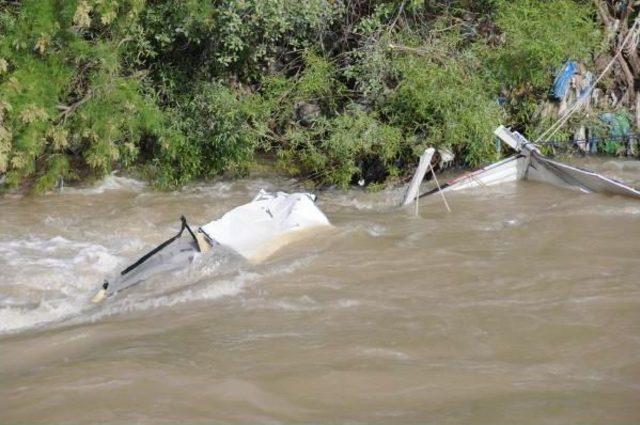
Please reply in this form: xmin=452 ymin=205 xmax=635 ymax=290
xmin=200 ymin=190 xmax=331 ymax=262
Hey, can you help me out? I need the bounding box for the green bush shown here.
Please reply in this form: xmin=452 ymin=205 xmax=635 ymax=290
xmin=0 ymin=0 xmax=165 ymax=192
xmin=132 ymin=0 xmax=338 ymax=87
xmin=276 ymin=109 xmax=404 ymax=188
xmin=384 ymin=30 xmax=505 ymax=166
xmin=154 ymin=82 xmax=258 ymax=187
xmin=492 ymin=0 xmax=600 ymax=89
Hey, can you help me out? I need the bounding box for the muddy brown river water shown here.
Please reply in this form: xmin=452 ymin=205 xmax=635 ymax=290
xmin=1 ymin=158 xmax=640 ymax=424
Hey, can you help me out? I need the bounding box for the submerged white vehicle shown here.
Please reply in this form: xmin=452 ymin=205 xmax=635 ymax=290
xmin=92 ymin=190 xmax=331 ymax=303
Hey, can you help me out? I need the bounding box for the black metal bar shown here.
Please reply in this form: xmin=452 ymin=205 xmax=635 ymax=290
xmin=120 ymin=218 xmax=188 ymax=276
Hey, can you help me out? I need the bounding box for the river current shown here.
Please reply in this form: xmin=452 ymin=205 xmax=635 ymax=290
xmin=1 ymin=158 xmax=639 ymax=424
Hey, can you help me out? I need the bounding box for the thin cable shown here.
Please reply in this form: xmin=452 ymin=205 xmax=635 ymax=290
xmin=429 ymin=163 xmax=451 ymax=212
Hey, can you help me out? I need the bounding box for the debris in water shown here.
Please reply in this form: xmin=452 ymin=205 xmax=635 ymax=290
xmin=93 ymin=190 xmax=331 ymax=303
xmin=414 ymin=126 xmax=640 ymax=200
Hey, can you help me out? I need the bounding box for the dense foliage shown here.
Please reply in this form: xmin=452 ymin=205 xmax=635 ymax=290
xmin=0 ymin=0 xmax=621 ymax=191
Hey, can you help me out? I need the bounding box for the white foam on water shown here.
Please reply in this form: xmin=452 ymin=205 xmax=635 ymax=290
xmin=0 ymin=298 xmax=82 ymax=335
xmin=334 ymin=299 xmax=361 ymax=309
xmin=0 ymin=232 xmax=320 ymax=335
xmin=61 ymin=172 xmax=146 ymax=195
xmin=242 ymin=296 xmax=362 ymax=313
xmin=92 ymin=251 xmax=318 ymax=319
xmin=328 ymin=195 xmax=392 ymax=211
xmin=178 ymin=177 xmax=298 ymax=199
xmin=82 ymin=253 xmax=318 ymax=324
xmin=360 ymin=347 xmax=411 ymax=361
xmin=243 ymin=296 xmax=361 ymax=312
xmin=366 ymin=224 xmax=388 ymax=237
xmin=86 ymin=271 xmax=260 ymax=323
xmin=271 ymin=295 xmax=319 ymax=312
xmin=179 ymin=181 xmax=235 ymax=198
xmin=0 ymin=236 xmax=120 ymax=273
xmin=0 ymin=236 xmax=124 ymax=334
xmin=0 ymin=240 xmax=248 ymax=334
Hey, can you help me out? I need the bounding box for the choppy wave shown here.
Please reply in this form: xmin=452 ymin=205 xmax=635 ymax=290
xmin=0 ymin=233 xmax=316 ymax=335
xmin=62 ymin=172 xmax=146 ymax=195
xmin=84 ymin=270 xmax=259 ymax=322
xmin=0 ymin=236 xmax=121 ymax=272
xmin=0 ymin=236 xmax=123 ymax=333
xmin=80 ymin=254 xmax=318 ymax=325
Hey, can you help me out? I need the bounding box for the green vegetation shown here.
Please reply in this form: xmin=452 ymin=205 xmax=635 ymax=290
xmin=0 ymin=0 xmax=165 ymax=190
xmin=0 ymin=0 xmax=616 ymax=192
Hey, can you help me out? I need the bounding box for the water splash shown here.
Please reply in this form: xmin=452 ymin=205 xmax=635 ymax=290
xmin=62 ymin=172 xmax=146 ymax=195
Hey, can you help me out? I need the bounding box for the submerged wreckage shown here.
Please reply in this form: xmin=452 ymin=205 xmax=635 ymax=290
xmin=91 ymin=190 xmax=331 ymax=302
xmin=403 ymin=125 xmax=640 ymax=205
xmin=94 ymin=127 xmax=639 ymax=303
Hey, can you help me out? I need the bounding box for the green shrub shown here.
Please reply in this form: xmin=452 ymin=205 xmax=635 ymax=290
xmin=277 ymin=109 xmax=404 ymax=188
xmin=154 ymin=82 xmax=258 ymax=187
xmin=0 ymin=0 xmax=165 ymax=192
xmin=384 ymin=30 xmax=505 ymax=166
xmin=492 ymin=0 xmax=600 ymax=89
xmin=133 ymin=0 xmax=338 ymax=86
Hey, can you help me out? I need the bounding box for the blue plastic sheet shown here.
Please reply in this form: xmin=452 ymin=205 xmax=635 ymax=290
xmin=551 ymin=61 xmax=578 ymax=100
